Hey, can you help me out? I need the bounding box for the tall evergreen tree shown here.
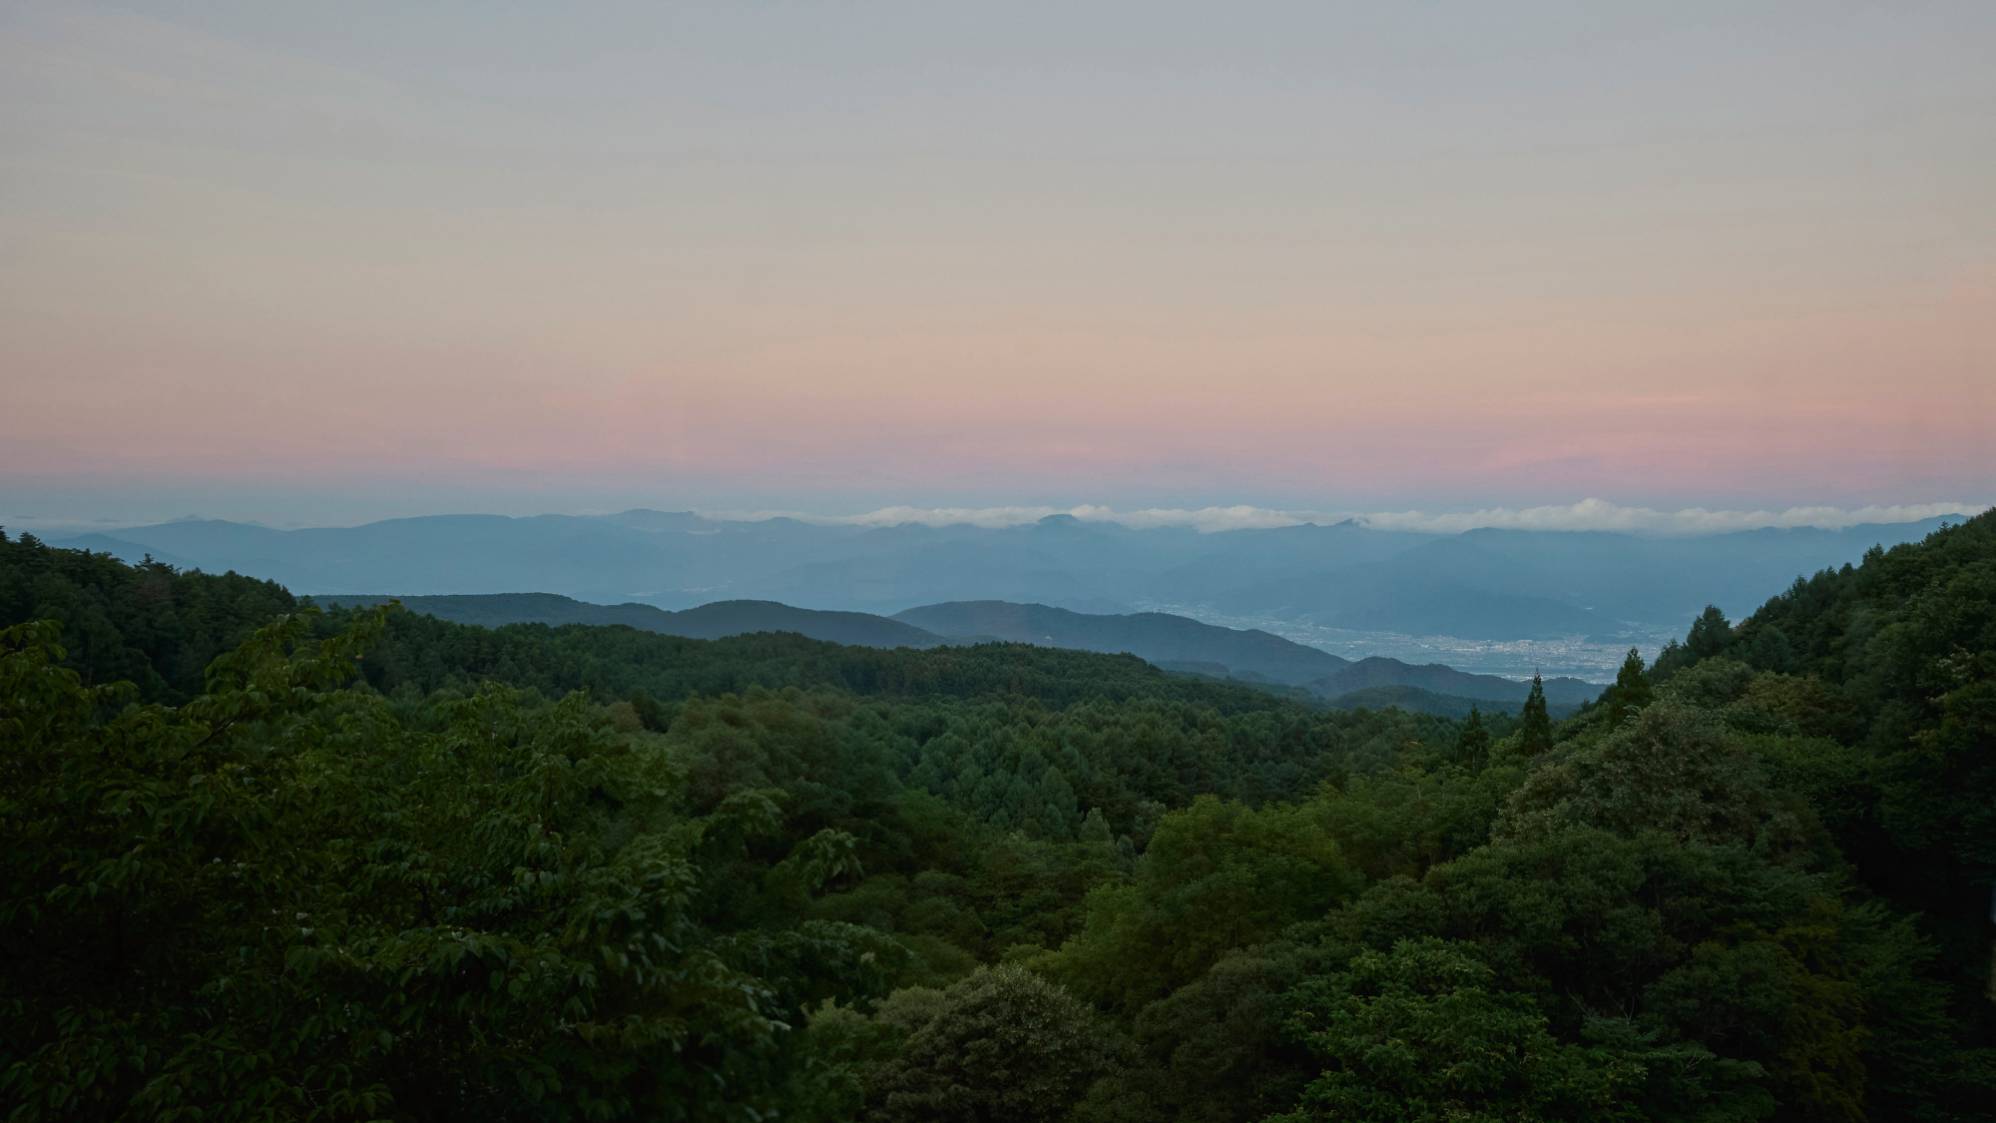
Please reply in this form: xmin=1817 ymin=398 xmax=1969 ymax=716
xmin=1604 ymin=647 xmax=1653 ymax=727
xmin=1685 ymin=604 xmax=1734 ymax=660
xmin=1517 ymin=673 xmax=1552 ymax=754
xmin=1455 ymin=705 xmax=1490 ymax=767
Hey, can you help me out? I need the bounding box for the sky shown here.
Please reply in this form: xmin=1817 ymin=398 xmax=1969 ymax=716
xmin=4 ymin=1 xmax=1993 ymax=529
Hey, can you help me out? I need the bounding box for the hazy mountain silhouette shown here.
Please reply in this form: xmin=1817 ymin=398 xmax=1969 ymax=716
xmin=312 ymin=593 xmax=944 ymax=649
xmin=63 ymin=510 xmax=1966 ymax=647
xmin=305 ymin=591 xmax=1590 ymax=704
xmin=1311 ymin=657 xmax=1597 ymax=707
xmin=895 ymin=600 xmax=1351 ymax=685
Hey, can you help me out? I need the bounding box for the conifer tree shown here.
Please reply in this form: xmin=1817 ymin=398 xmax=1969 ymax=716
xmin=1455 ymin=705 xmax=1491 ymax=767
xmin=1605 ymin=647 xmax=1653 ymax=727
xmin=1079 ymin=806 xmax=1113 ymax=845
xmin=1685 ymin=604 xmax=1734 ymax=660
xmin=1518 ymin=673 xmax=1552 ymax=754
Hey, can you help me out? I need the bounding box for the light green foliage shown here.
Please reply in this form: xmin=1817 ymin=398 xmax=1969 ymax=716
xmin=1494 ymin=702 xmax=1820 ymax=857
xmin=1324 ymin=825 xmax=1878 ymax=1121
xmin=1271 ymin=938 xmax=1644 ymax=1123
xmin=863 ymin=965 xmax=1127 ymax=1123
xmin=1050 ymin=796 xmax=1361 ymax=1013
xmin=1313 ymin=762 xmax=1518 ymax=882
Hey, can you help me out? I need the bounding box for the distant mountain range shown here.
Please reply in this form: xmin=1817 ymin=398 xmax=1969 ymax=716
xmin=54 ymin=509 xmax=1968 ymax=649
xmin=312 ymin=593 xmax=943 ymax=649
xmin=308 ymin=591 xmax=1597 ymax=713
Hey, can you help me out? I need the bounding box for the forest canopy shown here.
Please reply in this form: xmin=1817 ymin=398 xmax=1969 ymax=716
xmin=2 ymin=515 xmax=1993 ymax=1122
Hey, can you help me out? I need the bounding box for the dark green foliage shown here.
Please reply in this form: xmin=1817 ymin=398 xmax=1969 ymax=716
xmin=895 ymin=600 xmax=1351 ymax=685
xmin=0 ymin=529 xmax=295 ymax=701
xmin=3 ymin=516 xmax=1995 ymax=1122
xmin=344 ymin=599 xmax=1309 ymax=716
xmin=1312 ymin=657 xmax=1600 ymax=710
xmin=1601 ymin=647 xmax=1654 ymax=727
xmin=1048 ymin=796 xmax=1362 ymax=1013
xmin=1652 ymin=603 xmax=1737 ymax=681
xmin=1324 ymin=682 xmax=1582 ymax=719
xmin=1687 ymin=604 xmax=1736 ymax=660
xmin=314 ymin=591 xmax=948 ymax=648
xmin=1273 ymin=938 xmax=1645 ymax=1123
xmin=1493 ymin=702 xmax=1822 ymax=857
xmin=0 ymin=615 xmax=897 ymax=1121
xmin=1103 ymin=942 xmax=1321 ymax=1123
xmin=1707 ymin=514 xmax=1996 ymax=1006
xmin=1456 ymin=704 xmax=1491 ymax=766
xmin=1517 ymin=673 xmax=1553 ymax=754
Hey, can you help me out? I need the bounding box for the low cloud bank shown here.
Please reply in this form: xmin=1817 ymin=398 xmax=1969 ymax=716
xmin=1352 ymin=499 xmax=1985 ymax=536
xmin=708 ymin=499 xmax=1985 ymax=536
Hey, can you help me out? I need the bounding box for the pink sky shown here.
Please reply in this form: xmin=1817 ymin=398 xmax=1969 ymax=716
xmin=3 ymin=3 xmax=1992 ymax=522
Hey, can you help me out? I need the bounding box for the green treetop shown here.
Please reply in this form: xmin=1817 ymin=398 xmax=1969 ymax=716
xmin=1517 ymin=674 xmax=1552 ymax=755
xmin=1603 ymin=647 xmax=1654 ymax=727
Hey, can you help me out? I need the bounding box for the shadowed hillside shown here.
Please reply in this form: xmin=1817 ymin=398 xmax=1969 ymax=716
xmin=311 ymin=592 xmax=944 ymax=649
xmin=895 ymin=600 xmax=1351 ymax=684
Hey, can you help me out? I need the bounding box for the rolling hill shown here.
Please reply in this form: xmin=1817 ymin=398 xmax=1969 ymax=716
xmin=311 ymin=593 xmax=945 ymax=649
xmin=307 ymin=592 xmax=1579 ymax=708
xmin=1310 ymin=657 xmax=1598 ymax=709
xmin=894 ymin=600 xmax=1351 ymax=685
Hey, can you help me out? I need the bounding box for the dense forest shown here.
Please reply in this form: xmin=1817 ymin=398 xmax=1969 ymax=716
xmin=2 ymin=515 xmax=1992 ymax=1121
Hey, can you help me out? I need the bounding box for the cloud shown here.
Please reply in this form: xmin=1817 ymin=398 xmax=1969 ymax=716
xmin=1351 ymin=499 xmax=1987 ymax=535
xmin=700 ymin=498 xmax=1987 ymax=536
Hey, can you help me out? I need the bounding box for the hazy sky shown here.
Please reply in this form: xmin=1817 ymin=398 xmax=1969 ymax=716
xmin=4 ymin=1 xmax=1993 ymax=527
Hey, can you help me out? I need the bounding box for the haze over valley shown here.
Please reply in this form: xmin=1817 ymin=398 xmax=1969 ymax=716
xmin=40 ymin=502 xmax=1975 ymax=682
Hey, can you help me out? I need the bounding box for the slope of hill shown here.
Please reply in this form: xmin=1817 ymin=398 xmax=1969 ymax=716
xmin=41 ymin=533 xmax=201 ymax=571
xmin=1311 ymin=656 xmax=1599 ymax=708
xmin=1317 ymin=684 xmax=1562 ymax=719
xmin=311 ymin=592 xmax=944 ymax=649
xmin=663 ymin=600 xmax=941 ymax=645
xmin=312 ymin=592 xmax=1601 ymax=704
xmin=1663 ymin=510 xmax=1996 ymax=941
xmin=895 ymin=599 xmax=1351 ymax=685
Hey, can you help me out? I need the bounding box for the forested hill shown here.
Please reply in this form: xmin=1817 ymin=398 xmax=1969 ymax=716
xmin=312 ymin=592 xmax=948 ymax=649
xmin=895 ymin=599 xmax=1352 ymax=684
xmin=0 ymin=531 xmax=295 ymax=701
xmin=3 ymin=514 xmax=1994 ymax=1122
xmin=308 ymin=590 xmax=1586 ymax=709
xmin=1653 ymin=510 xmax=1996 ymax=952
xmin=1312 ymin=656 xmax=1599 ymax=709
xmin=2 ymin=532 xmax=1301 ymax=716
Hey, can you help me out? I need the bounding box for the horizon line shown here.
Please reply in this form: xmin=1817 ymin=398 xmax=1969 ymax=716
xmin=8 ymin=497 xmax=1986 ymax=538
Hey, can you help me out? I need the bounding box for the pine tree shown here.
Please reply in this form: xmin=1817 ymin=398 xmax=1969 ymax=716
xmin=1079 ymin=806 xmax=1113 ymax=845
xmin=1455 ymin=705 xmax=1490 ymax=767
xmin=1518 ymin=673 xmax=1552 ymax=755
xmin=1743 ymin=624 xmax=1795 ymax=673
xmin=1605 ymin=647 xmax=1653 ymax=727
xmin=1685 ymin=604 xmax=1733 ymax=660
